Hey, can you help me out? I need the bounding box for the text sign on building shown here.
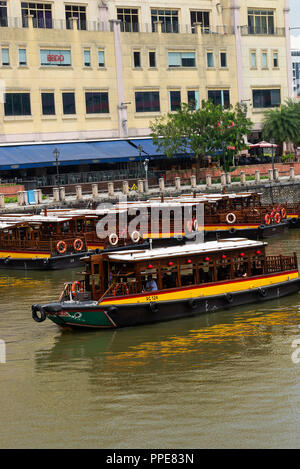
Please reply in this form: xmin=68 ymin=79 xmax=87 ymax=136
xmin=47 ymin=54 xmax=65 ymax=63
xmin=40 ymin=49 xmax=71 ymax=66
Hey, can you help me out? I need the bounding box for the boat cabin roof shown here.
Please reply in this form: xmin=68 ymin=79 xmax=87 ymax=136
xmin=41 ymin=208 xmax=128 ymax=217
xmin=0 ymin=215 xmax=78 ymax=228
xmin=104 ymin=238 xmax=265 ymax=262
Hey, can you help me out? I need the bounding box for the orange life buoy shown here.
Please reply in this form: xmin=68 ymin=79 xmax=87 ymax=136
xmin=71 ymin=281 xmax=83 ymax=297
xmin=113 ymin=283 xmax=129 ymax=296
xmin=274 ymin=213 xmax=281 ymax=224
xmin=264 ymin=214 xmax=271 ymax=225
xmin=56 ymin=240 xmax=67 ymax=254
xmin=281 ymin=208 xmax=287 ymax=219
xmin=74 ymin=238 xmax=84 ymax=252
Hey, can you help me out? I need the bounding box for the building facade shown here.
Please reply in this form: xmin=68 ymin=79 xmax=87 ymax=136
xmin=292 ymin=50 xmax=300 ymax=98
xmin=0 ymin=0 xmax=293 ymax=146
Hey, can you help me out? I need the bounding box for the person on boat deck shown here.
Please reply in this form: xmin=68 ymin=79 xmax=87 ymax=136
xmin=145 ymin=274 xmax=158 ymax=292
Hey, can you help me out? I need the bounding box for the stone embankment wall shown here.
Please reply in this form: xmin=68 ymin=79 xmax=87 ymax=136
xmin=206 ymin=180 xmax=300 ymax=205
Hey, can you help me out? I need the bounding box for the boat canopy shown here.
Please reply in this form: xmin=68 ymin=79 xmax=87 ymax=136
xmin=105 ymin=238 xmax=266 ymax=262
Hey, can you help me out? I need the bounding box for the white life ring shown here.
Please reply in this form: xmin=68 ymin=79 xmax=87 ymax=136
xmin=193 ymin=219 xmax=199 ymax=231
xmin=226 ymin=212 xmax=236 ymax=224
xmin=130 ymin=230 xmax=141 ymax=243
xmin=109 ymin=233 xmax=119 ymax=246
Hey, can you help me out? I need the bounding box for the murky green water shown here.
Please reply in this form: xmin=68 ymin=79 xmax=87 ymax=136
xmin=1 ymin=231 xmax=300 ymax=449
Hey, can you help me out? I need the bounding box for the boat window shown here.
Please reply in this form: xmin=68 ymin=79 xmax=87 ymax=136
xmin=251 ymin=254 xmax=264 ymax=275
xmin=180 ymin=263 xmax=196 ymax=286
xmin=233 ymin=255 xmax=249 ymax=278
xmin=109 ymin=262 xmax=130 ymax=283
xmin=62 ymin=222 xmax=70 ymax=233
xmin=198 ymin=260 xmax=213 ymax=283
xmin=161 ymin=265 xmax=178 ymax=289
xmin=77 ymin=220 xmax=84 ymax=232
xmin=92 ymin=273 xmax=100 ymax=291
xmin=216 ymin=256 xmax=231 ymax=281
xmin=108 ymin=261 xmax=141 ymax=295
xmin=140 ymin=266 xmax=159 ymax=292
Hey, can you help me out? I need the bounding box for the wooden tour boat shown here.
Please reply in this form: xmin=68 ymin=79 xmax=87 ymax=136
xmin=32 ymin=237 xmax=300 ymax=329
xmin=115 ymin=192 xmax=289 ymax=241
xmin=0 ymin=213 xmax=90 ymax=270
xmin=44 ymin=191 xmax=288 ymax=251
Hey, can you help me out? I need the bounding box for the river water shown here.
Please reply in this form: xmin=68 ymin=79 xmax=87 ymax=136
xmin=1 ymin=231 xmax=300 ymax=449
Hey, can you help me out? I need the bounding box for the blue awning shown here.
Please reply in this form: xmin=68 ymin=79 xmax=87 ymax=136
xmin=127 ymin=138 xmax=165 ymax=157
xmin=129 ymin=138 xmax=193 ymax=157
xmin=0 ymin=138 xmax=193 ymax=171
xmin=0 ymin=140 xmax=141 ymax=170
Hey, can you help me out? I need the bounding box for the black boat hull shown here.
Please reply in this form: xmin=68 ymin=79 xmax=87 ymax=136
xmin=0 ymin=251 xmax=88 ymax=270
xmin=36 ymin=277 xmax=300 ymax=330
xmin=204 ymin=221 xmax=288 ymax=241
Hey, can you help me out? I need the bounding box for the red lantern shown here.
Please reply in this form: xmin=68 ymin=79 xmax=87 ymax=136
xmin=256 ymin=250 xmax=261 ymax=255
xmin=168 ymin=261 xmax=173 ymax=267
xmin=187 ymin=259 xmax=192 ymax=264
xmin=240 ymin=252 xmax=245 ymax=257
xmin=222 ymin=255 xmax=227 ymax=259
xmin=147 ymin=264 xmax=153 ymax=269
xmin=204 ymin=257 xmax=210 ymax=262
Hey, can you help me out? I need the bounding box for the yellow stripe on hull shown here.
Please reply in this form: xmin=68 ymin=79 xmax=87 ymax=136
xmin=101 ymin=271 xmax=299 ymax=306
xmin=204 ymin=225 xmax=259 ymax=231
xmin=0 ymin=251 xmax=50 ymax=259
xmin=142 ymin=232 xmax=185 ymax=239
xmin=87 ymin=245 xmax=105 ymax=251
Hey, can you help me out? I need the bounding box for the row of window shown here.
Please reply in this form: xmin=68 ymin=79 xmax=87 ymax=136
xmin=250 ymin=49 xmax=279 ymax=69
xmin=0 ymin=2 xmax=277 ymax=36
xmin=4 ymin=91 xmax=108 ymax=116
xmin=1 ymin=44 xmax=282 ymax=73
xmin=1 ymin=46 xmax=105 ymax=68
xmin=2 ymin=88 xmax=281 ymax=118
xmin=1 ymin=46 xmax=227 ymax=70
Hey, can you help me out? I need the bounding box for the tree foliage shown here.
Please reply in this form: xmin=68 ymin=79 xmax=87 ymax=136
xmin=262 ymin=99 xmax=300 ymax=155
xmin=150 ymin=100 xmax=253 ymax=177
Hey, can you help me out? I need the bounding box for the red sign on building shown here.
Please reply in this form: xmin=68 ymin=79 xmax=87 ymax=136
xmin=47 ymin=54 xmax=65 ymax=62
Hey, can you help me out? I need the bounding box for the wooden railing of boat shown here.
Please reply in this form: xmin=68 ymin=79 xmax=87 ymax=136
xmin=0 ymin=235 xmax=88 ymax=255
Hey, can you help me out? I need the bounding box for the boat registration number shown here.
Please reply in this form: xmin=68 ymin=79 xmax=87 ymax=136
xmin=146 ymin=295 xmax=159 ymax=301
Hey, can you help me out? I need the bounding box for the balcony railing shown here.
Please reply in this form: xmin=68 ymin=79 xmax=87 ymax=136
xmin=240 ymin=26 xmax=286 ymax=36
xmin=1 ymin=16 xmax=110 ymax=31
xmin=0 ymin=17 xmax=232 ymax=35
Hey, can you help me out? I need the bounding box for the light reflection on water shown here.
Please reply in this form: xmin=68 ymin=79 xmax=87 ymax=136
xmin=1 ymin=232 xmax=300 ymax=448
